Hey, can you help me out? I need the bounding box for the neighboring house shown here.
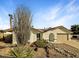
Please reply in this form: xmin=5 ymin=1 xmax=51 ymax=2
xmin=3 ymin=28 xmax=13 ymax=35
xmin=0 ymin=29 xmax=13 ymax=43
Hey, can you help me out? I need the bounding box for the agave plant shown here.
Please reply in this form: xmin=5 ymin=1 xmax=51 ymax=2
xmin=10 ymin=46 xmax=34 ymax=58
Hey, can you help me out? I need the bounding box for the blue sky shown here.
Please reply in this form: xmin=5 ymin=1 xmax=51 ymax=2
xmin=0 ymin=0 xmax=79 ymax=29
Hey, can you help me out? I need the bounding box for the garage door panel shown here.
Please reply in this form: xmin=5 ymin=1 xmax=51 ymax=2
xmin=57 ymin=33 xmax=68 ymax=41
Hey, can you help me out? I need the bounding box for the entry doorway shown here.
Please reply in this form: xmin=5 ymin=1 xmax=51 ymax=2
xmin=37 ymin=33 xmax=40 ymax=40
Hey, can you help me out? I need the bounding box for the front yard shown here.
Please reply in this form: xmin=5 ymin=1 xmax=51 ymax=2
xmin=0 ymin=42 xmax=79 ymax=58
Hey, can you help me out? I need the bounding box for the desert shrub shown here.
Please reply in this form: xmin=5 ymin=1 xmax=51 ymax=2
xmin=10 ymin=46 xmax=34 ymax=58
xmin=34 ymin=39 xmax=48 ymax=48
xmin=4 ymin=34 xmax=12 ymax=43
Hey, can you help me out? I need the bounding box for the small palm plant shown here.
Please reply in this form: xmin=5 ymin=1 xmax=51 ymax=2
xmin=10 ymin=46 xmax=34 ymax=58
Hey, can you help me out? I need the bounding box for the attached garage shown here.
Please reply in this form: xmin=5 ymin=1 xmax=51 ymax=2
xmin=57 ymin=33 xmax=69 ymax=41
xmin=42 ymin=26 xmax=72 ymax=43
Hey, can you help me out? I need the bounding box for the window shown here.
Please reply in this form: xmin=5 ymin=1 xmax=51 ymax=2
xmin=37 ymin=33 xmax=40 ymax=40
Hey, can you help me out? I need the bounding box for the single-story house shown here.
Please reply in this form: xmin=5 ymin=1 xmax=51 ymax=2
xmin=0 ymin=26 xmax=72 ymax=44
xmin=28 ymin=26 xmax=72 ymax=44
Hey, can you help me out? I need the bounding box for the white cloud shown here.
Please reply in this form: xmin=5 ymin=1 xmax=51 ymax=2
xmin=34 ymin=5 xmax=61 ymax=21
xmin=52 ymin=15 xmax=74 ymax=26
xmin=33 ymin=0 xmax=79 ymax=29
xmin=52 ymin=0 xmax=79 ymax=27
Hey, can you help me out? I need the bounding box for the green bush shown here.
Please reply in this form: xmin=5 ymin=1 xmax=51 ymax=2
xmin=34 ymin=39 xmax=48 ymax=48
xmin=10 ymin=46 xmax=35 ymax=58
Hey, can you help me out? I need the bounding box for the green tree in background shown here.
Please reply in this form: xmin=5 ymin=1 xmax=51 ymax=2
xmin=71 ymin=24 xmax=79 ymax=34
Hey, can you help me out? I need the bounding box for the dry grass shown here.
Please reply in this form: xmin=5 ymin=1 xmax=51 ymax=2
xmin=0 ymin=47 xmax=11 ymax=56
xmin=33 ymin=48 xmax=46 ymax=58
xmin=0 ymin=42 xmax=12 ymax=47
xmin=0 ymin=42 xmax=12 ymax=56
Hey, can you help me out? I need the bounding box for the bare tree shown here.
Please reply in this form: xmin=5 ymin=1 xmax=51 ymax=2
xmin=13 ymin=6 xmax=32 ymax=46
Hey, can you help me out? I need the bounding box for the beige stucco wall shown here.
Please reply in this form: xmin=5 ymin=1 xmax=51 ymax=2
xmin=13 ymin=32 xmax=17 ymax=44
xmin=12 ymin=29 xmax=41 ymax=44
xmin=0 ymin=32 xmax=3 ymax=40
xmin=29 ymin=29 xmax=41 ymax=43
xmin=29 ymin=31 xmax=37 ymax=43
xmin=43 ymin=28 xmax=71 ymax=43
xmin=12 ymin=28 xmax=72 ymax=44
xmin=69 ymin=34 xmax=72 ymax=40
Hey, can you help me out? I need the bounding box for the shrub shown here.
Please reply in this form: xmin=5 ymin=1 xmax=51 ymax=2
xmin=4 ymin=34 xmax=12 ymax=43
xmin=10 ymin=46 xmax=35 ymax=58
xmin=34 ymin=39 xmax=48 ymax=48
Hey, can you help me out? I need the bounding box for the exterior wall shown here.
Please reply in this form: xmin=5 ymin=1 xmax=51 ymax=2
xmin=12 ymin=28 xmax=72 ymax=44
xmin=13 ymin=32 xmax=17 ymax=44
xmin=29 ymin=31 xmax=37 ymax=43
xmin=69 ymin=34 xmax=72 ymax=40
xmin=12 ymin=29 xmax=41 ymax=44
xmin=0 ymin=32 xmax=3 ymax=40
xmin=43 ymin=28 xmax=69 ymax=42
xmin=29 ymin=29 xmax=41 ymax=43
